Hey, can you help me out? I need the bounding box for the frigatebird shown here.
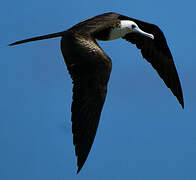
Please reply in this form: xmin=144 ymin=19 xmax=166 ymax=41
xmin=9 ymin=12 xmax=184 ymax=173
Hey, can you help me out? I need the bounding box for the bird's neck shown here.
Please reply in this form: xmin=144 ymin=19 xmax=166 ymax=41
xmin=107 ymin=20 xmax=132 ymax=41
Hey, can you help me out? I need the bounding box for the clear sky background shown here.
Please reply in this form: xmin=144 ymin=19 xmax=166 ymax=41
xmin=0 ymin=0 xmax=196 ymax=180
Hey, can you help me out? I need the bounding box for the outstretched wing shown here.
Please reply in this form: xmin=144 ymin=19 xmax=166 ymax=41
xmin=119 ymin=15 xmax=184 ymax=108
xmin=61 ymin=32 xmax=112 ymax=173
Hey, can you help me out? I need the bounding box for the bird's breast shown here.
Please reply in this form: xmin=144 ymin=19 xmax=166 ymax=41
xmin=107 ymin=26 xmax=129 ymax=40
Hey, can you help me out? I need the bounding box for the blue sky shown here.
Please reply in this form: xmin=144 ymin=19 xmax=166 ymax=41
xmin=1 ymin=0 xmax=196 ymax=179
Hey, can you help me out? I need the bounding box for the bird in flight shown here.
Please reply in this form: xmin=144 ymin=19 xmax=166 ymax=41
xmin=9 ymin=12 xmax=184 ymax=173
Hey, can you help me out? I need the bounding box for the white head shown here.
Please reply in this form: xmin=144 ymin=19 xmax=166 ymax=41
xmin=108 ymin=20 xmax=154 ymax=40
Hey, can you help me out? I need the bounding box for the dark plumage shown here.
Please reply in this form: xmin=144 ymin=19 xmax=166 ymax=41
xmin=9 ymin=12 xmax=184 ymax=173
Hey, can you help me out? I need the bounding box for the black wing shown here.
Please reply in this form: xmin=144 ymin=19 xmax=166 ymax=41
xmin=69 ymin=12 xmax=120 ymax=36
xmin=61 ymin=32 xmax=112 ymax=173
xmin=119 ymin=15 xmax=184 ymax=108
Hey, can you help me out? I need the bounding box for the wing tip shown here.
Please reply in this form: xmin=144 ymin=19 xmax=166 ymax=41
xmin=76 ymin=166 xmax=83 ymax=174
xmin=177 ymin=89 xmax=184 ymax=109
xmin=8 ymin=43 xmax=16 ymax=46
xmin=8 ymin=41 xmax=23 ymax=46
xmin=177 ymin=92 xmax=184 ymax=109
xmin=180 ymin=99 xmax=184 ymax=109
xmin=76 ymin=152 xmax=89 ymax=174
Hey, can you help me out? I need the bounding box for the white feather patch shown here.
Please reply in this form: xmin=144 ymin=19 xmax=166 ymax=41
xmin=108 ymin=20 xmax=135 ymax=40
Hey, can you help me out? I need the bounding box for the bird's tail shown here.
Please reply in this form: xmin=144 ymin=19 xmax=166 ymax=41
xmin=9 ymin=31 xmax=66 ymax=46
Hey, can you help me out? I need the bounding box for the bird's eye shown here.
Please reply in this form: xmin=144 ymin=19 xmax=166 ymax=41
xmin=132 ymin=24 xmax=136 ymax=29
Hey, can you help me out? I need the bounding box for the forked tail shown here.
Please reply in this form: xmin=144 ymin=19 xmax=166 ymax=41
xmin=9 ymin=31 xmax=66 ymax=46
